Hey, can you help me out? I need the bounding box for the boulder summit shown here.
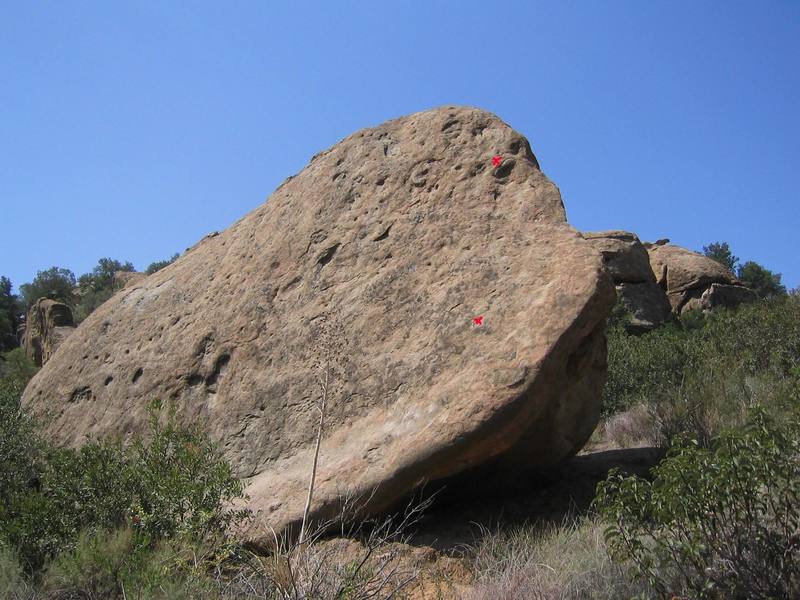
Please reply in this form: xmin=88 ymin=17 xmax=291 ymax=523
xmin=22 ymin=106 xmax=615 ymax=538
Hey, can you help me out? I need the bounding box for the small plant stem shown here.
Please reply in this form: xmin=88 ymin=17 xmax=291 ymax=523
xmin=300 ymin=366 xmax=328 ymax=544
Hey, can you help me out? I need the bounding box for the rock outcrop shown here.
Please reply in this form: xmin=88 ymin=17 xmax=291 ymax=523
xmin=645 ymin=242 xmax=751 ymax=314
xmin=22 ymin=299 xmax=76 ymax=367
xmin=22 ymin=106 xmax=615 ymax=540
xmin=584 ymin=231 xmax=671 ymax=331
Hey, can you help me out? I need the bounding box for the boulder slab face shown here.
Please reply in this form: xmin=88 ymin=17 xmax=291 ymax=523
xmin=22 ymin=298 xmax=76 ymax=367
xmin=22 ymin=106 xmax=615 ymax=538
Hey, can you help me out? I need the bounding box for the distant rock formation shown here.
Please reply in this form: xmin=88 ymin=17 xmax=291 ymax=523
xmin=584 ymin=231 xmax=671 ymax=331
xmin=645 ymin=242 xmax=754 ymax=314
xmin=23 ymin=106 xmax=615 ymax=540
xmin=22 ymin=298 xmax=76 ymax=367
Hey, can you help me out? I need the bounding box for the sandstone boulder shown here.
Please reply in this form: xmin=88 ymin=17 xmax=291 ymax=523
xmin=584 ymin=231 xmax=670 ymax=331
xmin=583 ymin=231 xmax=655 ymax=284
xmin=615 ymin=282 xmax=673 ymax=332
xmin=22 ymin=298 xmax=76 ymax=367
xmin=22 ymin=106 xmax=615 ymax=539
xmin=681 ymin=282 xmax=758 ymax=314
xmin=646 ymin=243 xmax=740 ymax=312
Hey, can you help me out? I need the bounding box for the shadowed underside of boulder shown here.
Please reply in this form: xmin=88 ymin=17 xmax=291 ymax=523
xmin=22 ymin=106 xmax=615 ymax=540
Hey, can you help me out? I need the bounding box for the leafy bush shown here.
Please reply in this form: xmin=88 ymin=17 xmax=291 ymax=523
xmin=0 ymin=348 xmax=38 ymax=383
xmin=41 ymin=527 xmax=212 ymax=600
xmin=0 ymin=389 xmax=248 ymax=574
xmin=596 ymin=407 xmax=800 ymax=599
xmin=603 ymin=296 xmax=800 ymax=443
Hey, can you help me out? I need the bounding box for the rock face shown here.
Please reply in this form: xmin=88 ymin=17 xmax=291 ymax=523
xmin=584 ymin=231 xmax=671 ymax=331
xmin=682 ymin=283 xmax=758 ymax=314
xmin=22 ymin=106 xmax=615 ymax=539
xmin=113 ymin=271 xmax=147 ymax=290
xmin=22 ymin=299 xmax=76 ymax=367
xmin=645 ymin=243 xmax=746 ymax=314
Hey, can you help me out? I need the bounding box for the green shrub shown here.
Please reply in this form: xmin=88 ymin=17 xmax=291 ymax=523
xmin=0 ymin=543 xmax=25 ymax=598
xmin=595 ymin=407 xmax=800 ymax=599
xmin=603 ymin=296 xmax=800 ymax=442
xmin=0 ymin=391 xmax=248 ymax=575
xmin=41 ymin=527 xmax=211 ymax=600
xmin=0 ymin=348 xmax=38 ymax=384
xmin=127 ymin=403 xmax=249 ymax=544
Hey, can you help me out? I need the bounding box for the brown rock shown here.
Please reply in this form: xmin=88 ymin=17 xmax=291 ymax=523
xmin=616 ymin=282 xmax=672 ymax=331
xmin=584 ymin=231 xmax=670 ymax=331
xmin=113 ymin=271 xmax=146 ymax=290
xmin=583 ymin=230 xmax=655 ymax=284
xmin=681 ymin=282 xmax=758 ymax=315
xmin=22 ymin=106 xmax=615 ymax=540
xmin=22 ymin=299 xmax=76 ymax=367
xmin=647 ymin=243 xmax=738 ymax=312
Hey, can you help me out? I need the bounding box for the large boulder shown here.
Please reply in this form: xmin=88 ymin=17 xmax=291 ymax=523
xmin=22 ymin=298 xmax=76 ymax=367
xmin=22 ymin=106 xmax=615 ymax=539
xmin=645 ymin=242 xmax=747 ymax=313
xmin=584 ymin=231 xmax=670 ymax=331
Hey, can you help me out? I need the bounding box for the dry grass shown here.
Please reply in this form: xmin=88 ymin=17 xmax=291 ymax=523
xmin=464 ymin=517 xmax=650 ymax=600
xmin=603 ymin=404 xmax=657 ymax=448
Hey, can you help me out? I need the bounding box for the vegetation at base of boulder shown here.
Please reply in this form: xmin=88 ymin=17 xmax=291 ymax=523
xmin=0 ymin=348 xmax=37 ymax=383
xmin=603 ymin=295 xmax=800 ymax=444
xmin=0 ymin=384 xmax=248 ymax=576
xmin=146 ymin=252 xmax=180 ymax=274
xmin=466 ymin=517 xmax=647 ymax=600
xmin=596 ymin=407 xmax=800 ymax=599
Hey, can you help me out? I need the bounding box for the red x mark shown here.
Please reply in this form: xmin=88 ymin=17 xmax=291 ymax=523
xmin=472 ymin=315 xmax=484 ymax=326
xmin=491 ymin=155 xmax=502 ymax=167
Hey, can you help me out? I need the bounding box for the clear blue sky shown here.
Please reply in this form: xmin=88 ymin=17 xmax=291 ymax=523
xmin=2 ymin=2 xmax=798 ymax=292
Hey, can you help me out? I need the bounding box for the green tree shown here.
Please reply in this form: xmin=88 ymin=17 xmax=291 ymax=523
xmin=702 ymin=241 xmax=738 ymax=272
xmin=737 ymin=260 xmax=787 ymax=298
xmin=596 ymin=408 xmax=800 ymax=599
xmin=19 ymin=268 xmax=76 ymax=311
xmin=74 ymin=258 xmax=135 ymax=322
xmin=0 ymin=277 xmax=19 ymax=351
xmin=145 ymin=253 xmax=179 ymax=275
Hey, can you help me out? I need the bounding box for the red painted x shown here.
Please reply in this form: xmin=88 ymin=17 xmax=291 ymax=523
xmin=491 ymin=155 xmax=502 ymax=167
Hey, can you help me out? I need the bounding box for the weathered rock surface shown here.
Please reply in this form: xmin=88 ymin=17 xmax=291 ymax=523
xmin=584 ymin=231 xmax=670 ymax=331
xmin=22 ymin=299 xmax=76 ymax=367
xmin=583 ymin=231 xmax=655 ymax=284
xmin=22 ymin=106 xmax=615 ymax=539
xmin=615 ymin=282 xmax=673 ymax=332
xmin=682 ymin=282 xmax=758 ymax=314
xmin=113 ymin=270 xmax=147 ymax=290
xmin=645 ymin=243 xmax=741 ymax=313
